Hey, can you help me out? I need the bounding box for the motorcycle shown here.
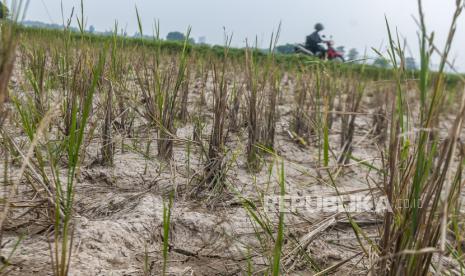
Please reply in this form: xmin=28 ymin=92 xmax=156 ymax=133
xmin=295 ymin=38 xmax=345 ymax=63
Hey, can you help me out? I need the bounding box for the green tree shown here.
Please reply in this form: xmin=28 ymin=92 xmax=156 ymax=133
xmin=89 ymin=25 xmax=96 ymax=34
xmin=373 ymin=57 xmax=390 ymax=68
xmin=348 ymin=48 xmax=359 ymax=61
xmin=166 ymin=31 xmax=186 ymax=41
xmin=276 ymin=44 xmax=295 ymax=54
xmin=405 ymin=57 xmax=417 ymax=70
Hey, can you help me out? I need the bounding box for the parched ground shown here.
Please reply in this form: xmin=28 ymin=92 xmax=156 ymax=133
xmin=2 ymin=64 xmax=464 ymax=275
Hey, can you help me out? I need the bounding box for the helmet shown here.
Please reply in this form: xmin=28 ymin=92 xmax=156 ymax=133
xmin=315 ymin=23 xmax=324 ymax=31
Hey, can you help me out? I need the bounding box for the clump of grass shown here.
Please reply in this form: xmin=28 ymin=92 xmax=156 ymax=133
xmin=271 ymin=161 xmax=285 ymax=275
xmin=194 ymin=35 xmax=232 ymax=198
xmin=192 ymin=112 xmax=206 ymax=144
xmin=244 ymin=27 xmax=281 ymax=171
xmin=228 ymin=81 xmax=242 ymax=132
xmin=8 ymin=33 xmax=106 ymax=273
xmin=162 ymin=192 xmax=173 ymax=275
xmin=98 ymin=23 xmax=130 ymax=166
xmin=108 ymin=22 xmax=132 ymax=155
xmin=156 ymin=30 xmax=191 ymax=160
xmin=51 ymin=50 xmax=106 ymax=276
xmin=377 ymin=1 xmax=465 ymax=274
xmin=291 ymin=72 xmax=312 ymax=144
xmin=0 ymin=1 xmax=28 ymax=269
xmin=25 ymin=46 xmax=48 ymax=118
xmin=133 ymin=15 xmax=191 ymax=160
xmin=338 ymin=80 xmax=364 ymax=164
xmin=244 ymin=42 xmax=262 ymax=171
xmin=0 ymin=1 xmax=25 ymax=124
xmin=263 ymin=25 xmax=282 ymax=149
xmin=371 ymin=85 xmax=389 ymax=146
xmin=178 ymin=66 xmax=190 ymax=122
xmin=235 ymin=155 xmax=288 ymax=274
xmin=100 ymin=82 xmax=114 ymax=166
xmin=197 ymin=61 xmax=209 ymax=106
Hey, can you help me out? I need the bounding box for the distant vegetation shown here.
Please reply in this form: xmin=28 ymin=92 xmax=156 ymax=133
xmin=19 ymin=20 xmax=433 ymax=75
xmin=17 ymin=24 xmax=463 ymax=88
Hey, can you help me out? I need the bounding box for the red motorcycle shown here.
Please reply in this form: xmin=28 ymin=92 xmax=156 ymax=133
xmin=295 ymin=39 xmax=345 ymax=63
xmin=325 ymin=40 xmax=345 ymax=62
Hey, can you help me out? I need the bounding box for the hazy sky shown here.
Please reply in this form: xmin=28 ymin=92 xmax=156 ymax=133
xmin=25 ymin=0 xmax=465 ymax=69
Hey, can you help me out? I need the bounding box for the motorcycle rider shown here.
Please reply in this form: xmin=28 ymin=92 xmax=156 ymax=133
xmin=305 ymin=23 xmax=326 ymax=57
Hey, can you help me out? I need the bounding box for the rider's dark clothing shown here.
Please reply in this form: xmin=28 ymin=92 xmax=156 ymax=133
xmin=305 ymin=31 xmax=325 ymax=55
